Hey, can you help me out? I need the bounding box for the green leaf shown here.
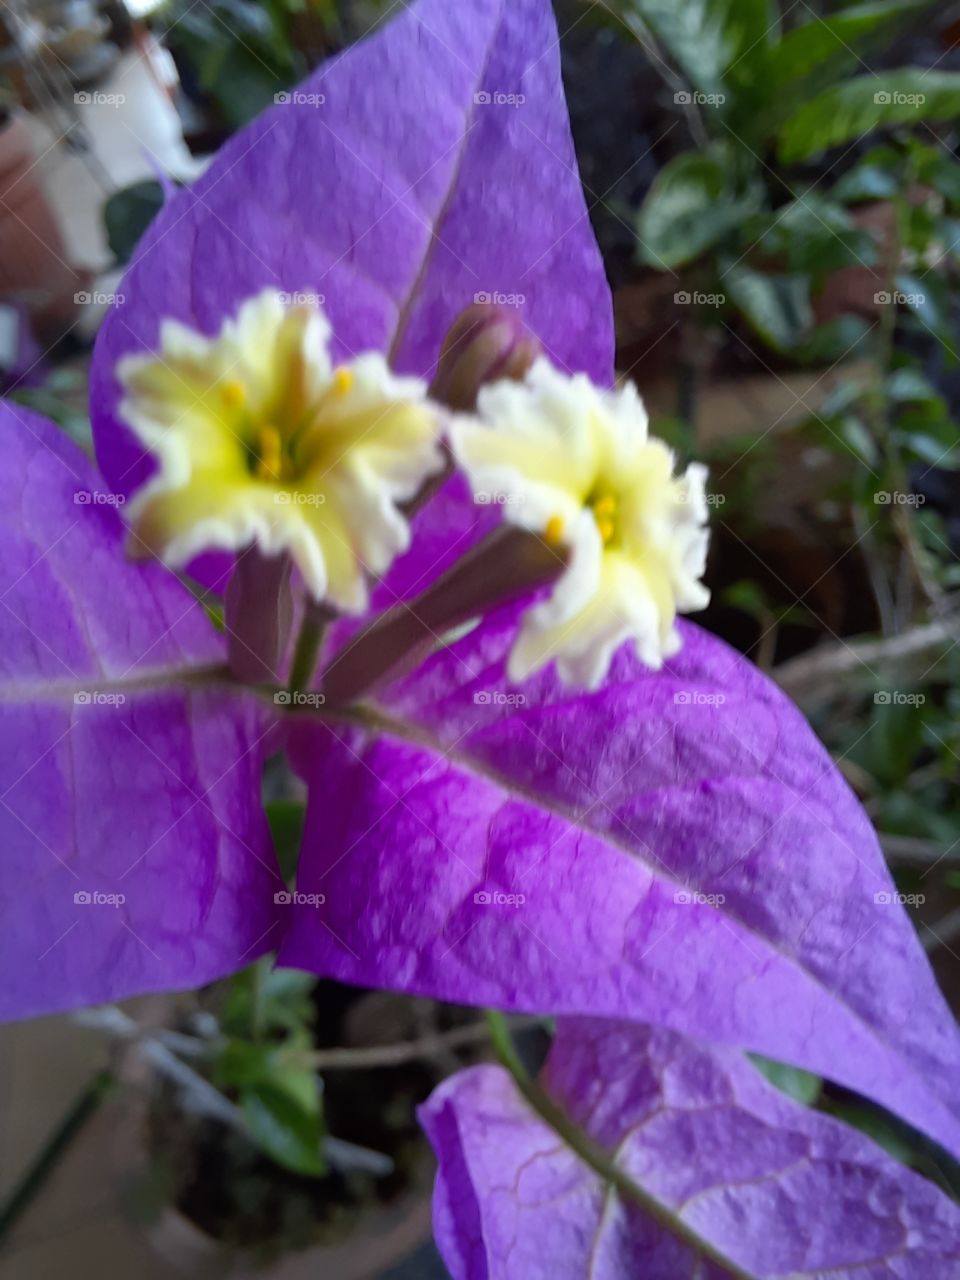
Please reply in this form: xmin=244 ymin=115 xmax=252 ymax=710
xmin=241 ymin=1083 xmax=326 ymax=1177
xmin=753 ymin=196 xmax=879 ymax=277
xmin=832 ymin=162 xmax=901 ymax=203
xmin=750 ymin=1053 xmax=823 ymax=1106
xmin=778 ymin=71 xmax=960 ymax=164
xmin=618 ymin=0 xmax=736 ymax=97
xmin=723 ymin=263 xmax=814 ymax=352
xmin=104 ymin=181 xmax=166 ymax=266
xmin=637 ymin=149 xmax=762 ymax=268
xmin=765 ymin=2 xmax=934 ymax=92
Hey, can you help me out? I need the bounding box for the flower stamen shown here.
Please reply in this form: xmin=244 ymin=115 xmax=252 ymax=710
xmin=545 ymin=514 xmax=566 ymax=546
xmin=332 ymin=367 xmax=354 ymax=396
xmin=253 ymin=424 xmax=285 ymax=480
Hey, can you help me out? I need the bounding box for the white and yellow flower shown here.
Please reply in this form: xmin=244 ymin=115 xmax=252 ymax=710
xmin=118 ymin=289 xmax=445 ymax=613
xmin=450 ymin=358 xmax=710 ymax=689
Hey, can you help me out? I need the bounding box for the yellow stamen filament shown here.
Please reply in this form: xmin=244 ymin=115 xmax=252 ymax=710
xmin=221 ymin=380 xmax=247 ymax=410
xmin=545 ymin=514 xmax=566 ymax=545
xmin=254 ymin=424 xmax=284 ymax=479
xmin=332 ymin=367 xmax=354 ymax=396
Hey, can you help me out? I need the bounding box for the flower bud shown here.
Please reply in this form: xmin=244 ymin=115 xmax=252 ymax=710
xmin=430 ymin=304 xmax=540 ymax=411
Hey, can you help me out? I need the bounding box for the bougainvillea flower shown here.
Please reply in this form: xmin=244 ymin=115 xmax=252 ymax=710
xmin=421 ymin=1020 xmax=960 ymax=1278
xmin=452 ymin=359 xmax=710 ymax=685
xmin=1 ymin=0 xmax=959 ymax=1265
xmin=118 ymin=289 xmax=445 ymax=610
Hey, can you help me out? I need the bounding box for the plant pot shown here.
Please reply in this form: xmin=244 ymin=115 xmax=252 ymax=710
xmin=110 ymin=1006 xmax=436 ymax=1280
xmin=0 ymin=113 xmax=88 ymax=337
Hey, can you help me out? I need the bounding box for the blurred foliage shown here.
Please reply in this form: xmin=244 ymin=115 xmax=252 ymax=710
xmin=154 ymin=0 xmax=389 ymax=127
xmin=604 ymin=0 xmax=960 ymax=361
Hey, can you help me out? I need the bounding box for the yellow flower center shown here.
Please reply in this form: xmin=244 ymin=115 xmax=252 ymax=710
xmin=590 ymin=492 xmax=618 ymax=546
xmin=252 ymin=424 xmax=287 ymax=480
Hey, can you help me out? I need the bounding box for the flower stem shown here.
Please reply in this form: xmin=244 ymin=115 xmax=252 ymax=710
xmin=484 ymin=1011 xmax=754 ymax=1280
xmin=320 ymin=526 xmax=566 ymax=706
xmin=287 ymin=601 xmax=332 ymax=693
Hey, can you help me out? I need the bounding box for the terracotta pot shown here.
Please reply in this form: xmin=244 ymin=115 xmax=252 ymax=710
xmin=0 ymin=113 xmax=86 ymax=335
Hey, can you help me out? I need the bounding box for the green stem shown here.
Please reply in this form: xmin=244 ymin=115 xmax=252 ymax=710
xmin=484 ymin=1012 xmax=755 ymax=1280
xmin=0 ymin=1069 xmax=113 ymax=1244
xmin=287 ymin=602 xmax=331 ymax=694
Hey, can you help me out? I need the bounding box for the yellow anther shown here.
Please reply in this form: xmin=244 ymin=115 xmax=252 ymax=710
xmin=596 ymin=516 xmax=616 ymax=545
xmin=545 ymin=514 xmax=566 ymax=545
xmin=221 ymin=380 xmax=247 ymax=410
xmin=593 ymin=494 xmax=617 ymax=519
xmin=332 ymin=367 xmax=354 ymax=396
xmin=254 ymin=425 xmax=284 ymax=479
